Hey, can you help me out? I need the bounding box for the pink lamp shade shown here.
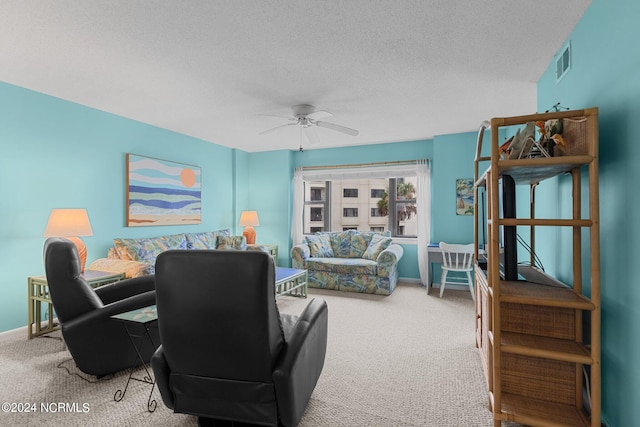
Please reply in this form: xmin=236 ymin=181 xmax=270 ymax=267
xmin=44 ymin=209 xmax=94 ymax=272
xmin=239 ymin=210 xmax=260 ymax=245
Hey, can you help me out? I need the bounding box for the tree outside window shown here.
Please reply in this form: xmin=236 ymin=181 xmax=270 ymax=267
xmin=376 ymin=178 xmax=417 ymax=237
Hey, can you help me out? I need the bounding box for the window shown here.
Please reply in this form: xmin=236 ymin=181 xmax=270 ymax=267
xmin=303 ymin=181 xmax=330 ymax=234
xmin=371 ymin=189 xmax=385 ymax=198
xmin=297 ymin=165 xmax=426 ymax=239
xmin=343 ymin=188 xmax=358 ymax=198
xmin=343 ymin=208 xmax=358 ymax=217
xmin=310 ymin=188 xmax=324 ymax=201
xmin=372 ymin=178 xmax=418 ymax=237
xmin=310 ymin=207 xmax=323 ymax=221
xmin=342 ymin=227 xmax=357 ymax=231
xmin=302 ymin=178 xmax=417 ymax=237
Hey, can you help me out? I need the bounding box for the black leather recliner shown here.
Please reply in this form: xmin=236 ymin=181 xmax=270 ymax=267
xmin=151 ymin=250 xmax=328 ymax=427
xmin=43 ymin=238 xmax=158 ymax=377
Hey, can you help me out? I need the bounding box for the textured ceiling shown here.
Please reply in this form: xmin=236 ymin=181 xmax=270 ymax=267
xmin=0 ymin=1 xmax=591 ymax=152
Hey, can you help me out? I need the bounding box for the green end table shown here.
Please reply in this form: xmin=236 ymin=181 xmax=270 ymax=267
xmin=27 ymin=270 xmax=125 ymax=339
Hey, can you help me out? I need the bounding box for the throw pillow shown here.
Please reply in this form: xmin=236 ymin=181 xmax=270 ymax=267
xmin=185 ymin=232 xmax=217 ymax=249
xmin=113 ymin=238 xmax=153 ymax=262
xmin=306 ymin=234 xmax=334 ymax=257
xmin=217 ymin=235 xmax=247 ymax=251
xmin=362 ymin=234 xmax=392 ymax=260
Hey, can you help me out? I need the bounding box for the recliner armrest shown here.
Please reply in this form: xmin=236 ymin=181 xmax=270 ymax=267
xmin=63 ymin=290 xmax=156 ymax=332
xmin=273 ymin=298 xmax=328 ymax=427
xmin=95 ymin=275 xmax=156 ymax=305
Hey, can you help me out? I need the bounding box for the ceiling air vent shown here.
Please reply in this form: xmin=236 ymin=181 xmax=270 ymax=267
xmin=556 ymin=41 xmax=571 ymax=83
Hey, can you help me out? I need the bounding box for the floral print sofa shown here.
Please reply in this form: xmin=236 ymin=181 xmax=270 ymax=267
xmin=291 ymin=230 xmax=403 ymax=295
xmin=88 ymin=229 xmax=258 ymax=278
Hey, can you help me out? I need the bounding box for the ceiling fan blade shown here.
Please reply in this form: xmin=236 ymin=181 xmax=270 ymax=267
xmin=304 ymin=126 xmax=320 ymax=145
xmin=259 ymin=123 xmax=297 ymax=135
xmin=306 ymin=110 xmax=333 ymax=120
xmin=316 ymin=120 xmax=359 ymax=136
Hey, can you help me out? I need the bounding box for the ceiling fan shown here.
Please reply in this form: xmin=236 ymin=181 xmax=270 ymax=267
xmin=259 ymin=104 xmax=359 ymax=150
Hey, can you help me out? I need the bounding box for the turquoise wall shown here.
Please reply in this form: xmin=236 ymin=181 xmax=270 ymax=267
xmin=536 ymin=1 xmax=639 ymax=425
xmin=0 ymin=82 xmax=485 ymax=333
xmin=432 ymin=131 xmax=477 ymax=243
xmin=247 ymin=150 xmax=294 ymax=266
xmin=0 ymin=82 xmax=235 ymax=332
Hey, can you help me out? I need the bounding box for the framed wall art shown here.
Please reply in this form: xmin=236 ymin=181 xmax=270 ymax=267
xmin=126 ymin=154 xmax=201 ymax=226
xmin=456 ymin=178 xmax=474 ymax=216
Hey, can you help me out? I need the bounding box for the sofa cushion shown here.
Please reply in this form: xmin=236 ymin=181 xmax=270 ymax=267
xmin=212 ymin=228 xmax=231 ymax=238
xmin=216 ymin=235 xmax=247 ymax=251
xmin=113 ymin=237 xmax=155 ymax=262
xmin=305 ymin=257 xmax=378 ymax=276
xmin=305 ymin=234 xmax=334 ymax=257
xmin=316 ymin=231 xmax=351 ymax=258
xmin=113 ymin=233 xmax=187 ymax=262
xmin=362 ymin=234 xmax=392 ymax=260
xmin=348 ymin=230 xmax=375 ymax=258
xmin=185 ymin=232 xmax=217 ymax=249
xmin=155 ymin=233 xmax=188 ymax=251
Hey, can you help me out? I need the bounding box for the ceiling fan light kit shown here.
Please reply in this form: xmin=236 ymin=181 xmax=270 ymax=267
xmin=259 ymin=104 xmax=359 ymax=150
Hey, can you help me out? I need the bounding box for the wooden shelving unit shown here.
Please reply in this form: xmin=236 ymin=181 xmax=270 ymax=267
xmin=473 ymin=108 xmax=600 ymax=426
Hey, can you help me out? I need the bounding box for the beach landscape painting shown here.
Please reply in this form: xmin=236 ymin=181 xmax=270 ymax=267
xmin=126 ymin=154 xmax=201 ymax=226
xmin=456 ymin=178 xmax=474 ymax=216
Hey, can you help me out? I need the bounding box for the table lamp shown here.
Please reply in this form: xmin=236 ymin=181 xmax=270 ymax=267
xmin=44 ymin=208 xmax=94 ymax=272
xmin=239 ymin=210 xmax=260 ymax=245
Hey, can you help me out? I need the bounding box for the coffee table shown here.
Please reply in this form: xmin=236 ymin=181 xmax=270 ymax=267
xmin=275 ymin=268 xmax=307 ymax=298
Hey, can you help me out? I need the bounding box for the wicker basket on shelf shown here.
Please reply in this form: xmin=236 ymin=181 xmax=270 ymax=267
xmin=554 ymin=116 xmax=588 ymax=156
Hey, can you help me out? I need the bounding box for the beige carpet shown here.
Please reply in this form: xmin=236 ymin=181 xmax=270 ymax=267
xmin=0 ymin=283 xmax=504 ymax=426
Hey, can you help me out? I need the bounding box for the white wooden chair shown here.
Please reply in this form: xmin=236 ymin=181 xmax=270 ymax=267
xmin=439 ymin=242 xmax=475 ymax=301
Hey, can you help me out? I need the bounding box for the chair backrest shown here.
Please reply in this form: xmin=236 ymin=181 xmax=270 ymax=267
xmin=155 ymin=250 xmax=283 ymax=384
xmin=439 ymin=242 xmax=474 ymax=271
xmin=43 ymin=238 xmax=104 ymax=323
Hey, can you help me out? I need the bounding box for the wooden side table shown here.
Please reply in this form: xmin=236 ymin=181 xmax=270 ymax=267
xmin=27 ymin=270 xmax=125 ymax=339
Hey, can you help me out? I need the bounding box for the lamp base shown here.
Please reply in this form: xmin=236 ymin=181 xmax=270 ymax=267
xmin=68 ymin=236 xmax=88 ymax=273
xmin=243 ymin=226 xmax=256 ymax=245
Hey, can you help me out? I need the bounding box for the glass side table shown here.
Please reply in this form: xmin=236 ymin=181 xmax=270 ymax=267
xmin=27 ymin=270 xmax=125 ymax=339
xmin=111 ymin=305 xmax=159 ymax=413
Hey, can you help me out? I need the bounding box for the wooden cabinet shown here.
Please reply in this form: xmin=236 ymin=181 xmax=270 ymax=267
xmin=473 ymin=108 xmax=600 ymax=426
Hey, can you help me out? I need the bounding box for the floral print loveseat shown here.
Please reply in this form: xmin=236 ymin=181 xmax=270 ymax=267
xmin=291 ymin=230 xmax=403 ymax=295
xmin=88 ymin=229 xmax=259 ymax=278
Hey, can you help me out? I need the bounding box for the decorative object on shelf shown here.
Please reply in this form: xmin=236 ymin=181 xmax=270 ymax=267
xmin=536 ymin=119 xmax=565 ymax=156
xmin=508 ymin=121 xmax=537 ymax=159
xmin=126 ymin=154 xmax=201 ymax=227
xmin=544 ymin=102 xmax=570 ymax=113
xmin=456 ymin=179 xmax=474 ymax=215
xmin=239 ymin=210 xmax=260 ymax=244
xmin=43 ymin=208 xmax=93 ymax=272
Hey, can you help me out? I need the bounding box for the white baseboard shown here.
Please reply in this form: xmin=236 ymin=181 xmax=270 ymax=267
xmin=0 ymin=318 xmax=59 ymax=340
xmin=398 ymin=277 xmax=471 ymax=291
